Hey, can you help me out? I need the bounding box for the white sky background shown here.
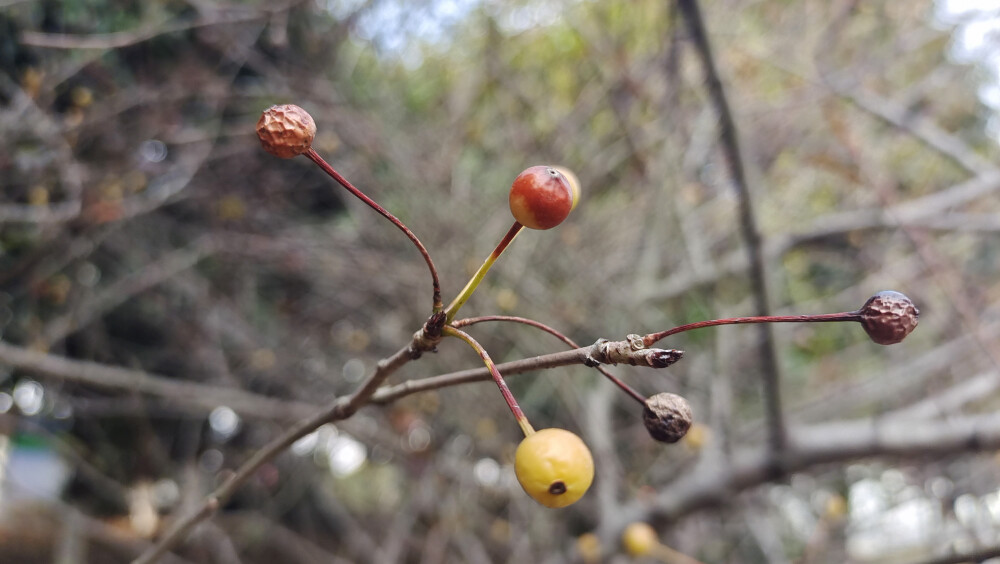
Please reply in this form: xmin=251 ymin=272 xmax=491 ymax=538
xmin=936 ymin=0 xmax=1000 ymax=140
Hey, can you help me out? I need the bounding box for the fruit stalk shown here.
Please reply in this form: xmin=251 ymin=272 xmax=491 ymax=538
xmin=444 ymin=222 xmax=524 ymax=323
xmin=644 ymin=291 xmax=918 ymax=347
xmin=304 ymin=149 xmax=443 ymax=311
xmin=643 ymin=311 xmax=861 ymax=347
xmin=442 ymin=326 xmax=535 ymax=436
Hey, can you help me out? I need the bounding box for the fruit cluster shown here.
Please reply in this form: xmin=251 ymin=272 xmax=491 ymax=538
xmin=256 ymin=104 xmax=920 ymax=513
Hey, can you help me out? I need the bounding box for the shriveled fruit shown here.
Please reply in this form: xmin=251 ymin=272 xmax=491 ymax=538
xmin=256 ymin=104 xmax=316 ymax=158
xmin=514 ymin=428 xmax=594 ymax=508
xmin=643 ymin=392 xmax=693 ymax=443
xmin=859 ymin=290 xmax=919 ymax=345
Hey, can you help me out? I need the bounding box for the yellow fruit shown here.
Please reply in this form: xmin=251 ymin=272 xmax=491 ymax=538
xmin=824 ymin=494 xmax=847 ymax=520
xmin=682 ymin=423 xmax=709 ymax=451
xmin=552 ymin=166 xmax=581 ymax=211
xmin=622 ymin=522 xmax=659 ymax=556
xmin=576 ymin=532 xmax=602 ymax=562
xmin=514 ymin=428 xmax=594 ymax=508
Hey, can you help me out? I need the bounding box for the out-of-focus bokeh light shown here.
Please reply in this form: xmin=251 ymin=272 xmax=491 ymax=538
xmin=12 ymin=380 xmax=44 ymax=416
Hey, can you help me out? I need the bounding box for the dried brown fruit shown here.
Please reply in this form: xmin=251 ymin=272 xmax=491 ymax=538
xmin=859 ymin=290 xmax=919 ymax=345
xmin=642 ymin=392 xmax=693 ymax=443
xmin=256 ymin=104 xmax=316 ymax=158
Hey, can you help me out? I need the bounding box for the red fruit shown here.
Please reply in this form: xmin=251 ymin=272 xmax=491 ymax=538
xmin=509 ymin=166 xmax=578 ymax=230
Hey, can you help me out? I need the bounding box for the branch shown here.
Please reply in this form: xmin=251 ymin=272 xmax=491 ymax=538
xmin=132 ymin=343 xmax=419 ymax=564
xmin=0 ymin=329 xmax=678 ymax=426
xmin=610 ymin=412 xmax=1000 ymax=531
xmin=0 ymin=73 xmax=85 ymax=224
xmin=916 ymin=546 xmax=1000 ymax=564
xmin=371 ymin=336 xmax=683 ymax=405
xmin=19 ymin=9 xmax=275 ymax=50
xmin=814 ymin=2 xmax=994 ymax=177
xmin=827 ymin=80 xmax=994 ymax=176
xmin=454 ymin=315 xmax=647 ymax=404
xmin=638 ymin=169 xmax=1000 ymax=303
xmin=887 ymin=370 xmax=998 ymax=421
xmin=678 ymin=0 xmax=786 ymax=452
xmin=0 ymin=339 xmax=313 ymax=421
xmin=0 ymin=200 xmax=83 ymax=224
xmin=42 ymin=237 xmax=218 ymax=344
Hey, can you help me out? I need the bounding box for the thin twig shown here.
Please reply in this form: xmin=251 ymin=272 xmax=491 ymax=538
xmin=372 ymin=337 xmax=682 ymax=405
xmin=132 ymin=343 xmax=418 ymax=564
xmin=42 ymin=237 xmax=218 ymax=344
xmin=638 ymin=169 xmax=1000 ymax=303
xmin=814 ymin=0 xmax=994 ymax=177
xmin=454 ymin=315 xmax=647 ymax=404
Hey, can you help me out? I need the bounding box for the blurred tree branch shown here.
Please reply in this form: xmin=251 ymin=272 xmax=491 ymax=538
xmin=0 ymin=339 xmax=314 ymax=420
xmin=609 ymin=411 xmax=1000 ymax=532
xmin=678 ymin=0 xmax=785 ymax=452
xmin=18 ymin=2 xmax=303 ymax=50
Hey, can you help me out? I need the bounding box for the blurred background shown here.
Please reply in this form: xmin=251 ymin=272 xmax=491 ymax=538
xmin=0 ymin=0 xmax=999 ymax=562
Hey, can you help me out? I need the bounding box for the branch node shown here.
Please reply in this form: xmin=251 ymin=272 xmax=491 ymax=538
xmin=410 ymin=312 xmax=447 ymax=359
xmin=591 ymin=338 xmax=685 ymax=368
xmin=627 ymin=333 xmax=645 ymax=350
xmin=586 ymin=338 xmax=609 ymax=366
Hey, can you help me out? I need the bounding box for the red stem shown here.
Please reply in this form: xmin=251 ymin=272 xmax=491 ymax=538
xmin=454 ymin=315 xmax=647 ymax=405
xmin=305 ymin=149 xmax=443 ymax=311
xmin=492 ymin=222 xmax=523 ymax=260
xmin=443 ymin=326 xmax=532 ymax=433
xmin=643 ymin=311 xmax=862 ymax=347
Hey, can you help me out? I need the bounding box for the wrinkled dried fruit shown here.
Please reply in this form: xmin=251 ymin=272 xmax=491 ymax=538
xmin=643 ymin=392 xmax=693 ymax=443
xmin=859 ymin=290 xmax=919 ymax=345
xmin=514 ymin=428 xmax=594 ymax=508
xmin=256 ymin=104 xmax=316 ymax=158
